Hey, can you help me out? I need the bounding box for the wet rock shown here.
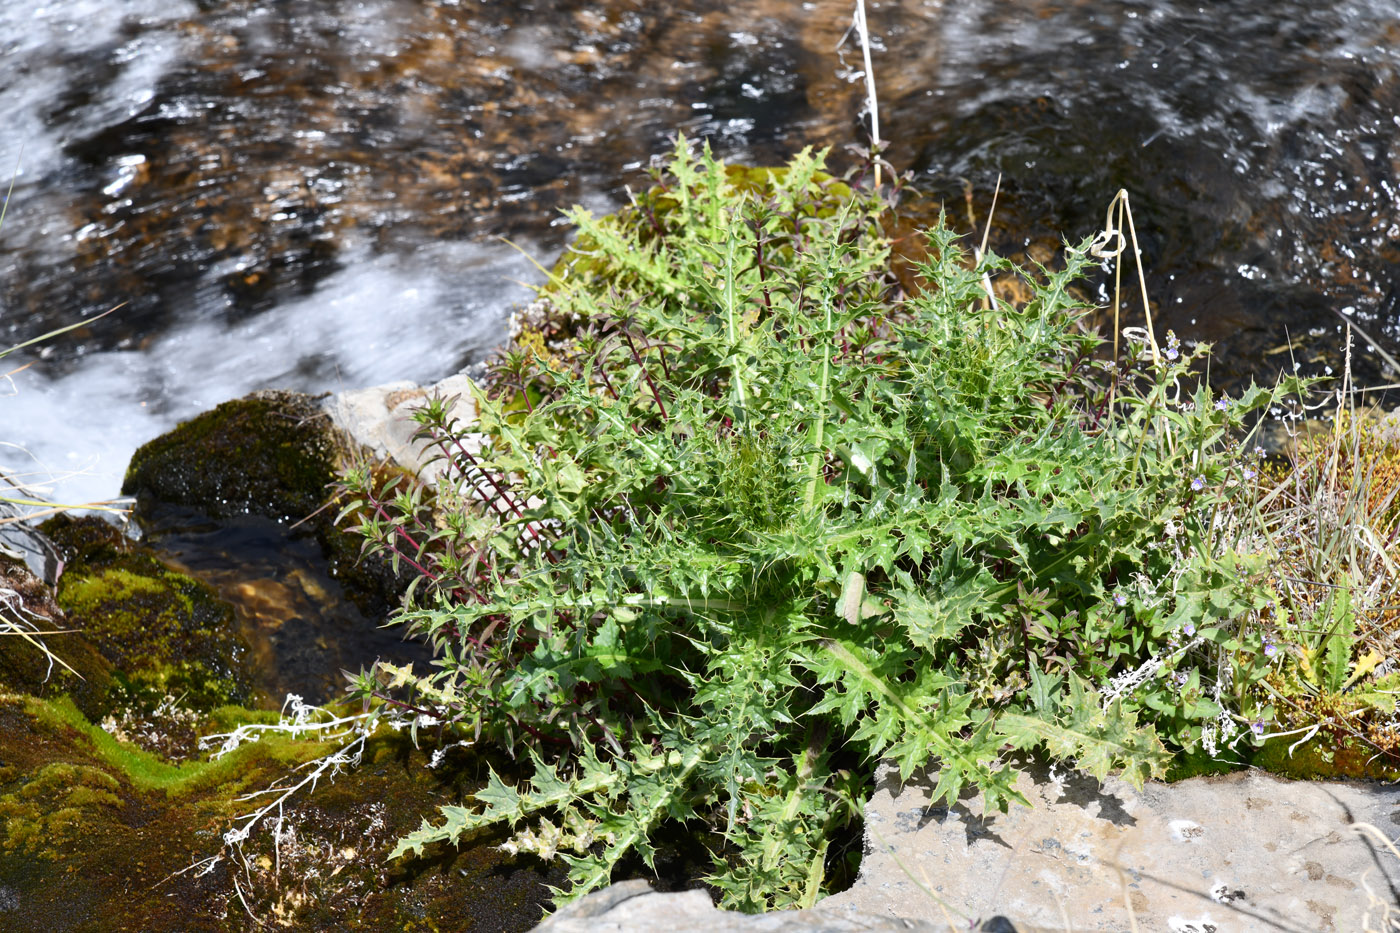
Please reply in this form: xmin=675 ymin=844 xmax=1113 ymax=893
xmin=821 ymin=761 xmax=1400 ymax=932
xmin=0 ymin=521 xmax=63 ymax=583
xmin=0 ymin=694 xmax=236 ymax=933
xmin=533 ymin=879 xmax=951 ymax=933
xmin=0 ymin=552 xmax=114 ymax=721
xmin=0 ymin=693 xmax=560 ymax=933
xmin=121 ymin=389 xmax=412 ymax=615
xmin=1252 ymin=729 xmax=1400 ymax=783
xmin=40 ymin=514 xmax=253 ymax=711
xmin=122 ymin=389 xmax=339 ymax=525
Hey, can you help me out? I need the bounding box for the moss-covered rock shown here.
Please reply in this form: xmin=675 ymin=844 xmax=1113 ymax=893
xmin=1251 ymin=731 xmax=1400 ymax=781
xmin=40 ymin=515 xmax=252 ymax=711
xmin=0 ymin=761 xmax=123 ymax=860
xmin=121 ymin=389 xmax=411 ymax=615
xmin=122 ymin=389 xmax=338 ymax=524
xmin=0 ymin=693 xmax=559 ymax=933
xmin=0 ymin=694 xmax=327 ymax=933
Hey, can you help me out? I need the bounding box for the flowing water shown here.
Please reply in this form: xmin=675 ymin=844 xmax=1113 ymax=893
xmin=3 ymin=0 xmax=1399 ymax=505
xmin=1 ymin=2 xmax=1398 ymax=921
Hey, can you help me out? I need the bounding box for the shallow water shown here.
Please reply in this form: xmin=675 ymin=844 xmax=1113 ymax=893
xmin=2 ymin=0 xmax=1398 ymax=507
xmin=142 ymin=505 xmax=435 ymax=705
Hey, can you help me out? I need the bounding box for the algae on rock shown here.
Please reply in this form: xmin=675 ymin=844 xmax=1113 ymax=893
xmin=0 ymin=553 xmax=116 ymax=721
xmin=122 ymin=389 xmax=412 ymax=615
xmin=0 ymin=692 xmax=560 ymax=933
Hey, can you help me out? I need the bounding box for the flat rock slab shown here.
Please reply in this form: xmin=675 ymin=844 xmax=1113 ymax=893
xmin=534 ymin=879 xmax=948 ymax=933
xmin=821 ymin=763 xmax=1400 ymax=932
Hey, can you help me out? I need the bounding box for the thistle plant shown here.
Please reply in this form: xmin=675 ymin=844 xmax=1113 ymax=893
xmin=338 ymin=138 xmax=1305 ymax=910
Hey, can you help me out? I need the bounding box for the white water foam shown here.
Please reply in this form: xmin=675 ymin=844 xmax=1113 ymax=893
xmin=3 ymin=240 xmax=539 ymax=510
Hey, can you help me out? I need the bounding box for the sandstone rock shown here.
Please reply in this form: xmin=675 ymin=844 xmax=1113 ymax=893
xmin=822 ymin=761 xmax=1400 ymax=932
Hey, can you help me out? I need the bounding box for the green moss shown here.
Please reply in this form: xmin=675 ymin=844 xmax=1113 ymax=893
xmin=0 ymin=693 xmax=339 ymax=930
xmin=1163 ymin=746 xmax=1249 ymax=782
xmin=0 ymin=692 xmax=559 ymax=931
xmin=26 ymin=695 xmax=326 ymax=797
xmin=41 ymin=515 xmax=252 ymax=711
xmin=1251 ymin=732 xmax=1400 ymax=781
xmin=122 ymin=389 xmax=339 ymax=523
xmin=0 ymin=761 xmax=124 ymax=858
xmin=63 ymin=567 xmax=195 ymax=637
xmin=0 ymin=554 xmax=116 ymax=720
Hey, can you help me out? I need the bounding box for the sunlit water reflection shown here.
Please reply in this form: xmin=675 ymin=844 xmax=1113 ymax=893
xmin=2 ymin=0 xmax=1398 ymax=509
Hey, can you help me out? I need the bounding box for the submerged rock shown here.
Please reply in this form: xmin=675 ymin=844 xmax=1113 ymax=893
xmin=121 ymin=388 xmax=413 ymax=616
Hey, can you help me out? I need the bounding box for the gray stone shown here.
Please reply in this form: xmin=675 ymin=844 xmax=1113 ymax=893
xmin=823 ymin=762 xmax=1400 ymax=932
xmin=533 ymin=878 xmax=950 ymax=933
xmin=324 ymin=372 xmax=481 ymax=486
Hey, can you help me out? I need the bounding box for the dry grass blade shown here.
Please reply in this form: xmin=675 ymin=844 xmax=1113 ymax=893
xmin=0 ymin=584 xmax=80 ymax=680
xmin=1240 ymin=332 xmax=1400 ymax=771
xmin=1084 ymin=191 xmax=1159 ymax=367
xmin=852 ymin=0 xmax=881 ymax=187
xmin=974 ymin=174 xmax=1003 ymax=311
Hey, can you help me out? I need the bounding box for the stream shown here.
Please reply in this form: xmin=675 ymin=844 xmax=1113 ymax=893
xmin=2 ymin=0 xmax=1398 ymax=510
xmin=1 ymin=3 xmax=1398 ymax=928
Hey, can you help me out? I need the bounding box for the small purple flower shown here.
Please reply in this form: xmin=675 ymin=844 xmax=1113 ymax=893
xmin=1214 ymin=398 xmax=1230 ymax=412
xmin=1253 ymin=446 xmax=1265 ymax=458
xmin=1182 ymin=622 xmax=1196 ymax=637
xmin=1191 ymin=475 xmax=1207 ymax=492
xmin=1242 ymin=466 xmax=1257 ymax=481
xmin=1252 ymin=720 xmax=1266 ymax=736
xmin=1165 ymin=346 xmax=1180 ymax=361
xmin=1173 ymin=671 xmax=1188 ymax=686
xmin=1114 ymin=592 xmax=1128 ymax=607
xmin=1264 ymin=641 xmax=1277 ymax=658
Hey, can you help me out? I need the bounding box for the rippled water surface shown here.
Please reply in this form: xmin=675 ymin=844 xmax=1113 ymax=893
xmin=3 ymin=0 xmax=1399 ymax=505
